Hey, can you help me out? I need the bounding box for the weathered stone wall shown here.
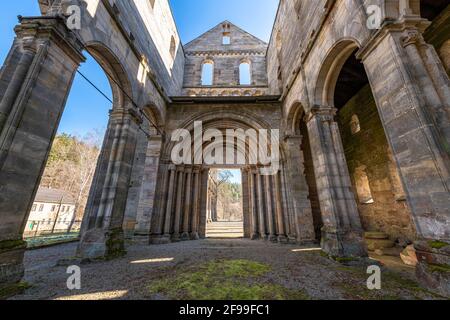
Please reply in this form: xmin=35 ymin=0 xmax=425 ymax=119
xmin=337 ymin=85 xmax=416 ymax=242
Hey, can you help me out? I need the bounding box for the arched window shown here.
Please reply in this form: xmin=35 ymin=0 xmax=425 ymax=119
xmin=239 ymin=62 xmax=251 ymax=85
xmin=354 ymin=166 xmax=374 ymax=204
xmin=201 ymin=62 xmax=214 ymax=86
xmin=222 ymin=33 xmax=231 ymax=45
xmin=350 ymin=114 xmax=361 ymax=134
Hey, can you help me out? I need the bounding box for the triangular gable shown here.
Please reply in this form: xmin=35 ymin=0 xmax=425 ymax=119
xmin=184 ymin=21 xmax=267 ymax=52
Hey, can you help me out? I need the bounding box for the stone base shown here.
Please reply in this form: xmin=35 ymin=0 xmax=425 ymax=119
xmin=278 ymin=235 xmax=288 ymax=244
xmin=0 ymin=239 xmax=27 ymax=297
xmin=250 ymin=233 xmax=260 ymax=240
xmin=171 ymin=234 xmax=181 ymax=242
xmin=132 ymin=234 xmax=151 ymax=245
xmin=414 ymin=240 xmax=450 ymax=298
xmin=150 ymin=234 xmax=171 ymax=245
xmin=77 ymin=228 xmax=126 ymax=260
xmin=321 ymin=228 xmax=368 ymax=258
xmin=180 ymin=232 xmax=190 ymax=241
xmin=190 ymin=232 xmax=200 ymax=240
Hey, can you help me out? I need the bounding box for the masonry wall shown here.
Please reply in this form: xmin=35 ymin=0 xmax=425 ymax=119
xmin=183 ymin=22 xmax=268 ymax=88
xmin=337 ymin=85 xmax=416 ymax=242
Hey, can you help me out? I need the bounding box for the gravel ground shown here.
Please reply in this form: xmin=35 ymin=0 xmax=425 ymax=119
xmin=9 ymin=239 xmax=442 ymax=300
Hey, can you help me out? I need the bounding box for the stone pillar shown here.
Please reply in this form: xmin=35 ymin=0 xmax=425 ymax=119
xmin=77 ymin=106 xmax=141 ymax=259
xmin=172 ymin=167 xmax=185 ymax=241
xmin=190 ymin=167 xmax=201 ymax=240
xmin=181 ymin=168 xmax=193 ymax=240
xmin=161 ymin=165 xmax=176 ymax=242
xmin=241 ymin=169 xmax=251 ymax=238
xmin=283 ymin=135 xmax=316 ymax=243
xmin=274 ymin=172 xmax=287 ymax=243
xmin=0 ymin=17 xmax=85 ymax=292
xmin=149 ymin=162 xmax=170 ymax=243
xmin=358 ymin=20 xmax=450 ymax=295
xmin=256 ymin=172 xmax=267 ymax=239
xmin=249 ymin=169 xmax=259 ymax=239
xmin=306 ymin=106 xmax=367 ymax=258
xmin=198 ymin=168 xmax=209 ymax=238
xmin=264 ymin=175 xmax=277 ymax=242
xmin=133 ymin=136 xmax=163 ymax=240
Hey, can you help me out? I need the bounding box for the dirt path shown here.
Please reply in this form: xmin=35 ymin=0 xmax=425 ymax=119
xmin=10 ymin=239 xmax=443 ymax=300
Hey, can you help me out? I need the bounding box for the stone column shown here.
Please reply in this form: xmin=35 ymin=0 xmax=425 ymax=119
xmin=198 ymin=168 xmax=209 ymax=238
xmin=256 ymin=172 xmax=267 ymax=239
xmin=280 ymin=162 xmax=295 ymax=241
xmin=129 ymin=135 xmax=162 ymax=240
xmin=190 ymin=167 xmax=201 ymax=240
xmin=161 ymin=165 xmax=177 ymax=242
xmin=358 ymin=20 xmax=450 ymax=296
xmin=149 ymin=162 xmax=170 ymax=243
xmin=241 ymin=169 xmax=251 ymax=238
xmin=249 ymin=169 xmax=259 ymax=239
xmin=283 ymin=135 xmax=316 ymax=243
xmin=306 ymin=106 xmax=367 ymax=258
xmin=181 ymin=168 xmax=193 ymax=240
xmin=274 ymin=172 xmax=287 ymax=243
xmin=78 ymin=106 xmax=142 ymax=259
xmin=0 ymin=17 xmax=85 ymax=292
xmin=172 ymin=167 xmax=185 ymax=241
xmin=264 ymin=174 xmax=277 ymax=242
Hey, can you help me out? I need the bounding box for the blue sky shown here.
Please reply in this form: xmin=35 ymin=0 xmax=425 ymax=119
xmin=0 ymin=0 xmax=279 ymax=138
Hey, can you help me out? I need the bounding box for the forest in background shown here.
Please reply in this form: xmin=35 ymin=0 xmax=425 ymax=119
xmin=39 ymin=132 xmax=101 ymax=220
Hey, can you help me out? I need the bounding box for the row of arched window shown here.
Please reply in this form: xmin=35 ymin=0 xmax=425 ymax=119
xmin=201 ymin=61 xmax=251 ymax=86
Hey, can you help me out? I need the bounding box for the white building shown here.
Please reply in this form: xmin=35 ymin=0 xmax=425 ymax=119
xmin=24 ymin=188 xmax=77 ymax=237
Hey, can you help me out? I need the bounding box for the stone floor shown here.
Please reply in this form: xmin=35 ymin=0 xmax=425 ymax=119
xmin=9 ymin=239 xmax=445 ymax=300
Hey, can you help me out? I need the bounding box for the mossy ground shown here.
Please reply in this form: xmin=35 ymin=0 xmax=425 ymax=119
xmin=333 ymin=266 xmax=446 ymax=300
xmin=0 ymin=282 xmax=31 ymax=300
xmin=147 ymin=259 xmax=310 ymax=300
xmin=428 ymin=241 xmax=449 ymax=250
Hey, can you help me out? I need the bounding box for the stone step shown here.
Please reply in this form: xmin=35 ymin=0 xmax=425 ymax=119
xmin=206 ymin=222 xmax=244 ymax=238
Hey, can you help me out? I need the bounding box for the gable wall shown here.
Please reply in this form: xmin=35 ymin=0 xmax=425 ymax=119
xmin=183 ymin=22 xmax=268 ymax=88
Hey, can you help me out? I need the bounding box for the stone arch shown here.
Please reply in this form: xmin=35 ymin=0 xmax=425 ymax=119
xmin=313 ymin=39 xmax=361 ymax=107
xmin=142 ymin=103 xmax=165 ymax=133
xmin=285 ymin=101 xmax=305 ymax=136
xmin=84 ymin=41 xmax=133 ymax=110
xmin=163 ymin=109 xmax=276 ymax=160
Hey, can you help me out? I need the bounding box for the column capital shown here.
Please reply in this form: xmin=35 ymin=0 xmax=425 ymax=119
xmin=400 ymin=29 xmax=427 ymax=48
xmin=356 ymin=19 xmax=430 ymax=61
xmin=109 ymin=108 xmax=143 ymax=125
xmin=14 ymin=16 xmax=85 ymax=64
xmin=304 ymin=106 xmax=337 ymax=123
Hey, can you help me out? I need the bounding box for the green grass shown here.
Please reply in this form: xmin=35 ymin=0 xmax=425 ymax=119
xmin=428 ymin=241 xmax=449 ymax=250
xmin=148 ymin=259 xmax=310 ymax=300
xmin=25 ymin=233 xmax=79 ymax=249
xmin=0 ymin=282 xmax=31 ymax=299
xmin=428 ymin=264 xmax=450 ymax=273
xmin=335 ymin=268 xmax=445 ymax=300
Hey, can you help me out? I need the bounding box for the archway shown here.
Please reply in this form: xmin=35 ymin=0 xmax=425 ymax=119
xmin=315 ymin=40 xmax=416 ymax=247
xmin=150 ymin=112 xmax=290 ymax=244
xmin=23 ymin=50 xmax=112 ymax=243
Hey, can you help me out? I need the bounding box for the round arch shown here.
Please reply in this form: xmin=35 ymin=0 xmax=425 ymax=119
xmin=313 ymin=39 xmax=361 ymax=107
xmin=84 ymin=41 xmax=133 ymax=110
